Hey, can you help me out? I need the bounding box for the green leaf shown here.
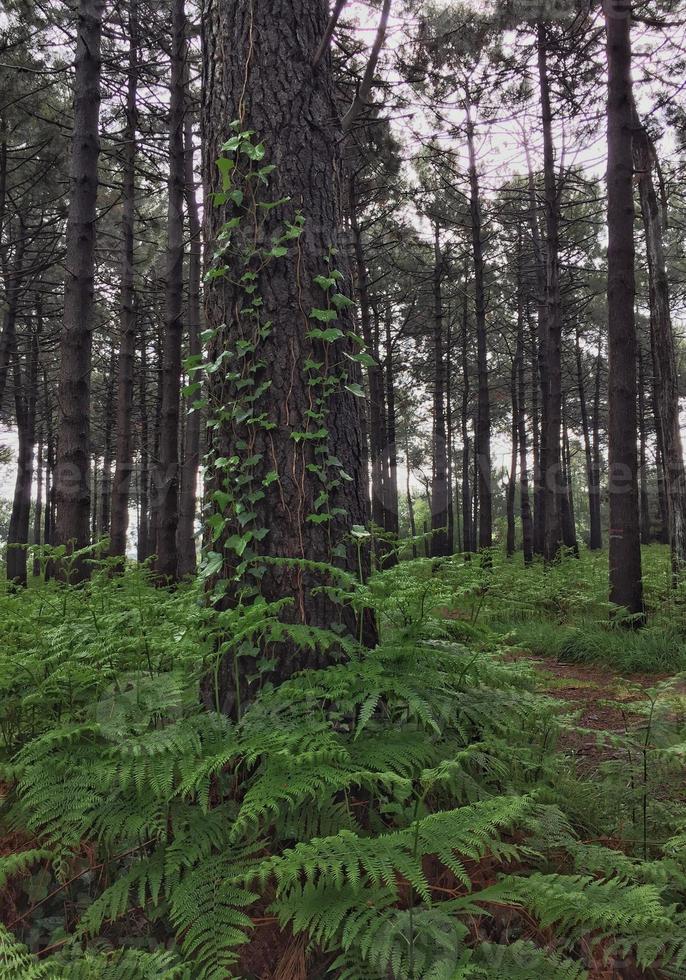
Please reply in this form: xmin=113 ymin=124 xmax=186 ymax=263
xmin=309 ymin=308 xmax=338 ymax=323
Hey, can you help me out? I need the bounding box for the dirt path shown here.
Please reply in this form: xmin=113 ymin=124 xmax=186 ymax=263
xmin=524 ymin=655 xmax=663 ymax=773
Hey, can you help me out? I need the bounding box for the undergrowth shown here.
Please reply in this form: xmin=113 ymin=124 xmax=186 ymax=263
xmin=1 ymin=548 xmax=686 ymax=977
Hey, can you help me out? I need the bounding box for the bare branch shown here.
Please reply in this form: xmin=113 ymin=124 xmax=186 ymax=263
xmin=312 ymin=0 xmax=347 ymax=69
xmin=341 ymin=0 xmax=392 ymax=134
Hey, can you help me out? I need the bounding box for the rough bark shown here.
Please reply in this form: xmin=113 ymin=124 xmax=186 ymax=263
xmin=201 ymin=0 xmax=374 ymax=716
xmin=177 ymin=110 xmax=203 ymax=577
xmin=7 ymin=332 xmax=38 ymax=586
xmin=517 ymin=279 xmax=533 ymax=565
xmin=466 ymin=111 xmax=491 ymax=549
xmin=590 ymin=333 xmax=604 ymax=549
xmin=538 ymin=23 xmax=564 ymax=562
xmin=55 ymin=0 xmax=103 ymax=577
xmin=383 ymin=304 xmax=399 ymax=549
xmin=431 ymin=222 xmax=450 ymax=557
xmin=633 ymin=108 xmax=686 ymax=574
xmin=637 ymin=342 xmax=651 ymax=544
xmin=605 ymin=0 xmax=644 ymax=617
xmin=460 ymin=272 xmax=474 ymax=554
xmin=109 ymin=0 xmax=139 ymax=562
xmin=506 ymin=355 xmax=518 ymax=558
xmin=575 ymin=322 xmax=602 ymax=550
xmin=154 ymin=0 xmax=186 ymax=581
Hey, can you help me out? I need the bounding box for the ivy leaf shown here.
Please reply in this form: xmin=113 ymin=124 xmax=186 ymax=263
xmin=345 ymin=382 xmax=365 ymax=398
xmin=201 ymin=551 xmax=224 ymax=579
xmin=309 ymin=308 xmax=338 ymax=323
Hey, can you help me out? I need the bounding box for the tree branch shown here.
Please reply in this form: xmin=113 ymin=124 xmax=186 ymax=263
xmin=312 ymin=0 xmax=347 ymax=68
xmin=341 ymin=0 xmax=392 ymax=134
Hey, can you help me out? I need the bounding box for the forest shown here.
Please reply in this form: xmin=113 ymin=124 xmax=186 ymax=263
xmin=2 ymin=0 xmax=686 ymax=976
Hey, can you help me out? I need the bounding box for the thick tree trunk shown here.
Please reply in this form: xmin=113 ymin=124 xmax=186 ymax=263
xmin=177 ymin=112 xmax=203 ymax=577
xmin=55 ymin=0 xmax=103 ymax=578
xmin=633 ymin=109 xmax=686 ymax=574
xmin=201 ymin=0 xmax=374 ymax=715
xmin=605 ymin=0 xmax=644 ymax=617
xmin=109 ymin=0 xmax=139 ymax=563
xmin=538 ymin=24 xmax=564 ymax=562
xmin=155 ymin=0 xmax=186 ymax=581
xmin=0 ymin=230 xmax=25 ymax=412
xmin=431 ymin=222 xmax=450 ymax=557
xmin=466 ymin=113 xmax=491 ymax=549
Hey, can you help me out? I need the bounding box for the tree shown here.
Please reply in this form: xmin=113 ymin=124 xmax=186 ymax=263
xmin=54 ymin=0 xmax=104 ymax=578
xmin=605 ymin=0 xmax=643 ymax=617
xmin=202 ymin=0 xmax=374 ymax=717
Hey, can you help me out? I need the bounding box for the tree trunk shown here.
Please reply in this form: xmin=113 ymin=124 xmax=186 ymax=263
xmin=633 ymin=108 xmax=686 ymax=574
xmin=525 ymin=147 xmax=546 ymax=556
xmin=460 ymin=272 xmax=474 ymax=554
xmin=201 ymin=0 xmax=374 ymax=716
xmin=431 ymin=222 xmax=450 ymax=557
xmin=538 ymin=23 xmax=564 ymax=562
xmin=351 ymin=193 xmax=385 ymax=539
xmin=383 ymin=304 xmax=399 ymax=563
xmin=576 ymin=322 xmax=602 ymax=550
xmin=7 ymin=333 xmax=38 ymax=586
xmin=177 ymin=110 xmax=203 ymax=577
xmin=506 ymin=354 xmax=518 ymax=558
xmin=154 ymin=0 xmax=186 ymax=581
xmin=605 ymin=0 xmax=644 ymax=617
xmin=109 ymin=0 xmax=139 ymax=562
xmin=590 ymin=333 xmax=604 ymax=549
xmin=560 ymin=400 xmax=579 ymax=556
xmin=137 ymin=320 xmax=151 ymax=562
xmin=98 ymin=346 xmax=115 ymax=539
xmin=0 ymin=228 xmax=25 ymax=412
xmin=32 ymin=427 xmax=43 ymax=577
xmin=55 ymin=0 xmax=104 ymax=578
xmin=466 ymin=110 xmax=491 ymax=549
xmin=517 ymin=270 xmax=533 ymax=564
xmin=637 ymin=342 xmax=651 ymax=544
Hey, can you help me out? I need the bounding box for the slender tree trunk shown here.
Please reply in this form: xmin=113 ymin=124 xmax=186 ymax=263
xmin=404 ymin=427 xmax=418 ymax=558
xmin=637 ymin=342 xmax=651 ymax=544
xmin=461 ymin=276 xmax=474 ymax=555
xmin=137 ymin=321 xmax=150 ymax=561
xmin=605 ymin=0 xmax=644 ymax=617
xmin=517 ymin=280 xmax=533 ymax=565
xmin=506 ymin=355 xmax=518 ymax=558
xmin=383 ymin=307 xmax=399 ymax=535
xmin=110 ymin=0 xmax=139 ymax=562
xmin=55 ymin=0 xmax=104 ymax=578
xmin=154 ymin=0 xmax=186 ymax=581
xmin=177 ymin=110 xmax=203 ymax=577
xmin=98 ymin=347 xmax=115 ymax=539
xmin=560 ymin=399 xmax=579 ymax=555
xmin=633 ymin=108 xmax=686 ymax=574
xmin=538 ymin=24 xmax=564 ymax=562
xmin=32 ymin=428 xmax=43 ymax=577
xmin=431 ymin=222 xmax=450 ymax=557
xmin=466 ymin=110 xmax=491 ymax=549
xmin=525 ymin=148 xmax=546 ymax=556
xmin=576 ymin=322 xmax=602 ymax=550
xmin=7 ymin=333 xmax=38 ymax=586
xmin=590 ymin=333 xmax=604 ymax=549
xmin=202 ymin=0 xmax=374 ymax=715
xmin=351 ymin=190 xmax=385 ymax=539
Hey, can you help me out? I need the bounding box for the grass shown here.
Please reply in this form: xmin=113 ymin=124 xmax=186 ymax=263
xmin=444 ymin=544 xmax=686 ymax=675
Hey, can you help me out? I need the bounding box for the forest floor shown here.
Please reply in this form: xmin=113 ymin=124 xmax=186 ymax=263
xmin=524 ymin=654 xmax=666 ymax=776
